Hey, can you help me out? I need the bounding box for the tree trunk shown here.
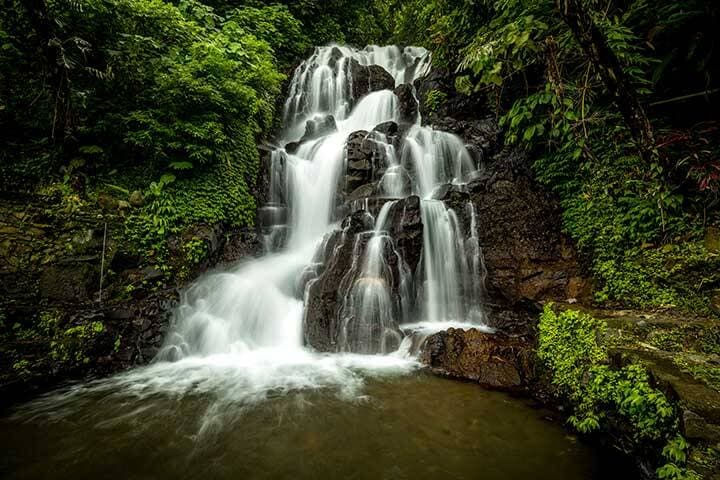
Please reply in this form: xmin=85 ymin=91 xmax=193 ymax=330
xmin=555 ymin=0 xmax=654 ymax=155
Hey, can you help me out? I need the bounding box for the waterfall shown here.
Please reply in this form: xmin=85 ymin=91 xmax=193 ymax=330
xmin=338 ymin=201 xmax=403 ymax=354
xmin=158 ymin=44 xmax=489 ymax=365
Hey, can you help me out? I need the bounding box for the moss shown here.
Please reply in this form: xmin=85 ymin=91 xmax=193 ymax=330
xmin=593 ymin=242 xmax=720 ymax=315
xmin=674 ymin=355 xmax=720 ymax=391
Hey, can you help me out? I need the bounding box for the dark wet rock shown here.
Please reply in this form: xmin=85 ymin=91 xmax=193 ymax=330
xmin=327 ymin=46 xmax=344 ymax=69
xmin=438 ymin=148 xmax=588 ymax=333
xmin=257 ymin=205 xmax=288 ymax=229
xmin=373 ymin=121 xmax=399 ymax=137
xmin=39 ymin=262 xmax=98 ymax=302
xmin=284 ymin=141 xmax=300 ymax=155
xmin=414 ymin=68 xmax=490 ymax=123
xmin=349 ymin=59 xmax=395 ymax=100
xmin=220 ymin=228 xmax=263 ymax=264
xmin=344 ymin=130 xmax=386 ymax=195
xmin=303 ymin=208 xmax=409 ymax=353
xmin=372 ymin=121 xmax=406 ymax=151
xmin=306 ymin=196 xmax=425 ymax=353
xmin=682 ymin=409 xmax=720 ymax=443
xmin=431 ymin=116 xmax=502 ymax=162
xmin=304 ymin=211 xmax=374 ymax=351
xmin=421 ymin=328 xmax=535 ymax=391
xmin=256 ymin=145 xmax=287 ymax=211
xmin=386 ymin=196 xmax=423 ymax=273
xmin=140 ymin=266 xmax=163 ymax=282
xmin=300 ymin=114 xmax=337 ymax=143
xmin=347 ymin=183 xmax=376 ymax=201
xmin=394 ymin=84 xmax=419 ymax=125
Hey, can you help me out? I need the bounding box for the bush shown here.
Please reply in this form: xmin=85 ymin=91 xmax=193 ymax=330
xmin=538 ymin=305 xmax=699 ymax=479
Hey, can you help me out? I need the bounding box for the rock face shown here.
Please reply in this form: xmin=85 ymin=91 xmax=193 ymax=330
xmin=304 ymin=211 xmax=375 ymax=351
xmin=393 ymin=84 xmax=419 ymax=124
xmin=436 ymin=126 xmax=587 ymax=333
xmin=420 ymin=328 xmax=535 ymax=390
xmin=343 ymin=130 xmax=387 ymax=195
xmin=385 ymin=196 xmax=423 ymax=274
xmin=349 ymin=59 xmax=395 ymax=100
xmin=0 ymin=190 xmax=263 ymax=406
xmin=303 ymin=195 xmax=425 ymax=352
xmin=413 ymin=68 xmax=489 ymax=123
xmin=302 ymin=102 xmax=586 ymax=341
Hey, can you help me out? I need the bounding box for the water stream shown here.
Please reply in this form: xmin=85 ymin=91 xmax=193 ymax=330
xmin=0 ymin=45 xmax=633 ymax=479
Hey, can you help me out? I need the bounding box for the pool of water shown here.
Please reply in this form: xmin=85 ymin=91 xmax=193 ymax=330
xmin=0 ymin=355 xmax=632 ymax=480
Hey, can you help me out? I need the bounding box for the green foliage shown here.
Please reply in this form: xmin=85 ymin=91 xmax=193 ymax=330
xmin=538 ymin=305 xmax=700 ymax=478
xmin=424 ymin=89 xmax=448 ymax=113
xmin=674 ymin=355 xmax=720 ymax=392
xmin=593 ymin=243 xmax=720 ymax=313
xmin=1 ymin=0 xmax=399 ymax=269
xmin=391 ymin=0 xmax=720 ymax=315
xmin=38 ymin=311 xmax=106 ymax=367
xmin=390 ymin=0 xmax=483 ymax=67
xmin=183 ymin=237 xmax=208 ymax=265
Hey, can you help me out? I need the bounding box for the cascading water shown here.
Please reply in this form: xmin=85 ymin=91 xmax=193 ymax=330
xmin=160 ymin=44 xmax=489 ymax=365
xmin=0 ymin=45 xmax=634 ymax=480
xmin=338 ymin=201 xmax=404 ymax=354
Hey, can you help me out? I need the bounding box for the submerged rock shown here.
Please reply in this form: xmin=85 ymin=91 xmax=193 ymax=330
xmin=420 ymin=328 xmax=534 ymax=391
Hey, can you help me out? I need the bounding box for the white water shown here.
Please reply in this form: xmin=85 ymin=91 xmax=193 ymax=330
xmin=68 ymin=44 xmax=487 ymax=408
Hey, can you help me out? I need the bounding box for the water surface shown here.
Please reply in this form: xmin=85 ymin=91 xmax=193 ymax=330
xmin=1 ymin=363 xmax=631 ymax=480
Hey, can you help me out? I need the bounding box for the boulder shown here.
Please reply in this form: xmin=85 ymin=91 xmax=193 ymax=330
xmin=372 ymin=121 xmax=406 ymax=151
xmin=349 ymin=59 xmax=395 ymax=100
xmin=284 ymin=141 xmax=300 ymax=155
xmin=421 ymin=328 xmax=535 ymax=390
xmin=373 ymin=121 xmax=399 ymax=137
